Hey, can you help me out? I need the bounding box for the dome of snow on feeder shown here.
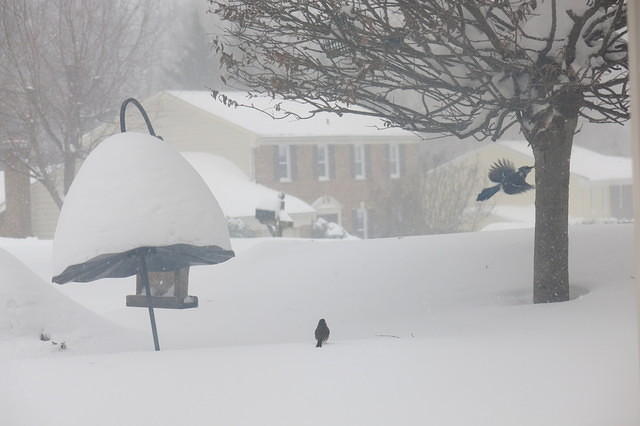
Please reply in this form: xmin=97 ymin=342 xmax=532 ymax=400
xmin=52 ymin=131 xmax=235 ymax=285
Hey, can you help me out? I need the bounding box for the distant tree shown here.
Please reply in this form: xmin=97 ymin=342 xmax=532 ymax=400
xmin=422 ymin=160 xmax=492 ymax=234
xmin=371 ymin=157 xmax=491 ymax=236
xmin=164 ymin=8 xmax=220 ymax=90
xmin=370 ymin=175 xmax=427 ymax=237
xmin=211 ymin=0 xmax=628 ymax=303
xmin=0 ymin=0 xmax=159 ymax=207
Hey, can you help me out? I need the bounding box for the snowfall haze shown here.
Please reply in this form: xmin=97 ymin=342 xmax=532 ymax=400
xmin=0 ymin=1 xmax=637 ymax=426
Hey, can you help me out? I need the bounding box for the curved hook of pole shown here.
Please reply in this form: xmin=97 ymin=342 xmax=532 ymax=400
xmin=120 ymin=98 xmax=162 ymax=140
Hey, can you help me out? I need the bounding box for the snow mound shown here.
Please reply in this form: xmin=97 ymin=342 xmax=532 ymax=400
xmin=0 ymin=247 xmax=112 ymax=339
xmin=53 ymin=132 xmax=232 ymax=276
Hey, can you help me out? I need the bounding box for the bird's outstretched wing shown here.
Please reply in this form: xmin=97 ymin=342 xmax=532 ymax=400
xmin=503 ymin=181 xmax=534 ymax=195
xmin=488 ymin=159 xmax=516 ymax=184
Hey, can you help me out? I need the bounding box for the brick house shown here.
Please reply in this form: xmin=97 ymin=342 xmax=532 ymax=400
xmin=159 ymin=91 xmax=423 ymax=238
xmin=254 ymin=141 xmax=421 ymax=237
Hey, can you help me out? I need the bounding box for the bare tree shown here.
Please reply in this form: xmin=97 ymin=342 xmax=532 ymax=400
xmin=371 ymin=156 xmax=491 ymax=236
xmin=369 ymin=174 xmax=426 ymax=237
xmin=0 ymin=0 xmax=159 ymax=208
xmin=210 ymin=0 xmax=628 ymax=303
xmin=422 ymin=158 xmax=492 ymax=234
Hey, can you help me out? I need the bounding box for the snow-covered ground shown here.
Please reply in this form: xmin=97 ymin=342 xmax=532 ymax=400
xmin=0 ymin=225 xmax=638 ymax=426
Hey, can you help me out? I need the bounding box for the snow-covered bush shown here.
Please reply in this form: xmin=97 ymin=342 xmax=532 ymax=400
xmin=227 ymin=217 xmax=257 ymax=238
xmin=312 ymin=218 xmax=351 ymax=239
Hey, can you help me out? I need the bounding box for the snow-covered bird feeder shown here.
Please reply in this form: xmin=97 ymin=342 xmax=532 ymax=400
xmin=255 ymin=192 xmax=293 ymax=237
xmin=128 ymin=267 xmax=195 ymax=309
xmin=52 ymin=98 xmax=234 ymax=350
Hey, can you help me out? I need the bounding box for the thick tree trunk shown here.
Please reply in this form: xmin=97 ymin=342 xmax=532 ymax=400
xmin=1 ymin=163 xmax=32 ymax=237
xmin=530 ymin=114 xmax=577 ymax=303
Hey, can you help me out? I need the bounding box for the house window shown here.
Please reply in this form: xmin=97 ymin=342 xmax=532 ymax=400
xmin=388 ymin=143 xmax=401 ymax=178
xmin=353 ymin=144 xmax=366 ymax=180
xmin=316 ymin=144 xmax=330 ymax=181
xmin=276 ymin=145 xmax=292 ymax=182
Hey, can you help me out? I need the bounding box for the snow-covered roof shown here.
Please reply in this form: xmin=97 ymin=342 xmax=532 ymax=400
xmin=180 ymin=152 xmax=315 ymax=218
xmin=167 ymin=91 xmax=419 ymax=140
xmin=500 ymin=140 xmax=631 ymax=182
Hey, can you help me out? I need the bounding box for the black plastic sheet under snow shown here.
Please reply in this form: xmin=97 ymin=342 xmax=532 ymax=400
xmin=52 ymin=244 xmax=235 ymax=284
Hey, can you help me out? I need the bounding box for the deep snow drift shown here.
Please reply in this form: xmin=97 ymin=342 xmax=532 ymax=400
xmin=0 ymin=247 xmax=146 ymax=359
xmin=0 ymin=225 xmax=638 ymax=426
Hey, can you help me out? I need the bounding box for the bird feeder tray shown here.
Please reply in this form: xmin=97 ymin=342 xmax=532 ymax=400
xmin=126 ymin=266 xmax=198 ymax=309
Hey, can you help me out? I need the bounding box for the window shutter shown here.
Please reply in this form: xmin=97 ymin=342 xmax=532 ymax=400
xmin=273 ymin=146 xmax=280 ymax=180
xmin=329 ymin=145 xmax=336 ymax=179
xmin=290 ymin=145 xmax=297 ymax=180
xmin=384 ymin=144 xmax=391 ymax=176
xmin=312 ymin=145 xmax=319 ymax=179
xmin=365 ymin=145 xmax=372 ymax=178
xmin=350 ymin=145 xmax=356 ymax=178
xmin=399 ymin=144 xmax=406 ymax=176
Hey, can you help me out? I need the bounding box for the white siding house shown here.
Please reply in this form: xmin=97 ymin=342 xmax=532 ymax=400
xmin=433 ymin=140 xmax=633 ymax=230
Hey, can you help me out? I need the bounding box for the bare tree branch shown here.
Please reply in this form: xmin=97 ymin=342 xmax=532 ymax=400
xmin=0 ymin=0 xmax=160 ymax=207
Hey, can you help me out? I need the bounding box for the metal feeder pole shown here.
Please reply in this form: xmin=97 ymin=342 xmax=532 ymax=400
xmin=138 ymin=249 xmax=160 ymax=351
xmin=119 ymin=99 xmax=163 ymax=351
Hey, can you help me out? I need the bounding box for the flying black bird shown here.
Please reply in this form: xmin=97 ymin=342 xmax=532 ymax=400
xmin=476 ymin=159 xmax=534 ymax=201
xmin=315 ymin=319 xmax=330 ymax=348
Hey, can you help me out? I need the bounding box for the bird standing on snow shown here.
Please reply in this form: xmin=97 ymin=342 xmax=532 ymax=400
xmin=476 ymin=159 xmax=534 ymax=201
xmin=315 ymin=319 xmax=330 ymax=347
